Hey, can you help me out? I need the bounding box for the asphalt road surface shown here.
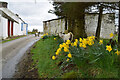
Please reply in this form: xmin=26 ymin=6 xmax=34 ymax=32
xmin=0 ymin=34 xmax=41 ymax=78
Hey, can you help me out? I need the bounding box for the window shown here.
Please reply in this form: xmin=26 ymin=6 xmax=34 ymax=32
xmin=21 ymin=23 xmax=23 ymax=31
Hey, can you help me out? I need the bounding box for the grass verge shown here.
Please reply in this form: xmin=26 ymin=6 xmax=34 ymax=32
xmin=1 ymin=35 xmax=26 ymax=43
xmin=31 ymin=36 xmax=65 ymax=78
xmin=31 ymin=35 xmax=119 ymax=78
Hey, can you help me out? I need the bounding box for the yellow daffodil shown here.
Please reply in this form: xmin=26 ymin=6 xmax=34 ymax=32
xmin=106 ymin=45 xmax=112 ymax=52
xmin=92 ymin=36 xmax=95 ymax=40
xmin=79 ymin=38 xmax=82 ymax=42
xmin=115 ymin=50 xmax=120 ymax=55
xmin=46 ymin=33 xmax=48 ymax=35
xmin=79 ymin=43 xmax=82 ymax=47
xmin=66 ymin=58 xmax=70 ymax=62
xmin=88 ymin=41 xmax=92 ymax=46
xmin=74 ymin=42 xmax=77 ymax=47
xmin=71 ymin=43 xmax=74 ymax=46
xmin=56 ymin=52 xmax=59 ymax=55
xmin=54 ymin=38 xmax=56 ymax=40
xmin=66 ymin=40 xmax=71 ymax=45
xmin=63 ymin=43 xmax=66 ymax=47
xmin=99 ymin=40 xmax=103 ymax=45
xmin=63 ymin=43 xmax=69 ymax=48
xmin=82 ymin=44 xmax=86 ymax=48
xmin=59 ymin=44 xmax=63 ymax=48
xmin=64 ymin=47 xmax=69 ymax=52
xmin=52 ymin=56 xmax=56 ymax=60
xmin=110 ymin=33 xmax=113 ymax=38
xmin=57 ymin=48 xmax=61 ymax=52
xmin=75 ymin=39 xmax=78 ymax=43
xmin=41 ymin=36 xmax=43 ymax=38
xmin=92 ymin=41 xmax=94 ymax=45
xmin=43 ymin=34 xmax=46 ymax=36
xmin=82 ymin=38 xmax=87 ymax=45
xmin=68 ymin=53 xmax=72 ymax=58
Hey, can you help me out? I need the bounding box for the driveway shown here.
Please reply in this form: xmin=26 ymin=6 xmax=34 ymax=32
xmin=0 ymin=34 xmax=41 ymax=78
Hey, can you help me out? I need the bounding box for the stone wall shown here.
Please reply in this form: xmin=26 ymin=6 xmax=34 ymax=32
xmin=43 ymin=18 xmax=66 ymax=35
xmin=43 ymin=13 xmax=115 ymax=39
xmin=85 ymin=13 xmax=115 ymax=39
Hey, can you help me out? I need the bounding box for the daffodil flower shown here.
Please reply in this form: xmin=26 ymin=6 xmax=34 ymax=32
xmin=68 ymin=53 xmax=72 ymax=58
xmin=115 ymin=50 xmax=120 ymax=55
xmin=52 ymin=56 xmax=56 ymax=60
xmin=110 ymin=33 xmax=113 ymax=38
xmin=99 ymin=40 xmax=103 ymax=45
xmin=54 ymin=38 xmax=56 ymax=40
xmin=106 ymin=45 xmax=112 ymax=52
xmin=66 ymin=58 xmax=70 ymax=62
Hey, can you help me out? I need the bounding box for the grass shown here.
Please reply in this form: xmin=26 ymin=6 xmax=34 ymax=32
xmin=31 ymin=35 xmax=120 ymax=78
xmin=31 ymin=36 xmax=65 ymax=78
xmin=1 ymin=35 xmax=26 ymax=43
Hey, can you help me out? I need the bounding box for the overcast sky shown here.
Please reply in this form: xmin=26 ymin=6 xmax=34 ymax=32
xmin=1 ymin=0 xmax=57 ymax=32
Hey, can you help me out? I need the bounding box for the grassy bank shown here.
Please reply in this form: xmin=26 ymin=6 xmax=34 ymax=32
xmin=31 ymin=35 xmax=119 ymax=78
xmin=1 ymin=35 xmax=26 ymax=43
xmin=31 ymin=36 xmax=65 ymax=78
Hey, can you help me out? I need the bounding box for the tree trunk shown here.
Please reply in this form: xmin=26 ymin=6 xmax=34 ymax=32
xmin=72 ymin=8 xmax=87 ymax=39
xmin=95 ymin=6 xmax=103 ymax=40
xmin=72 ymin=14 xmax=87 ymax=39
xmin=68 ymin=18 xmax=73 ymax=32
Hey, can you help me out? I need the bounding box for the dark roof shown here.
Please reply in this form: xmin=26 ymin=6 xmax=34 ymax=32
xmin=43 ymin=17 xmax=65 ymax=23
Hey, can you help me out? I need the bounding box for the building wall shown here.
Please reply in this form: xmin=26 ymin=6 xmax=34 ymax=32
xmin=43 ymin=13 xmax=115 ymax=39
xmin=0 ymin=16 xmax=8 ymax=39
xmin=23 ymin=23 xmax=27 ymax=35
xmin=85 ymin=13 xmax=115 ymax=39
xmin=0 ymin=14 xmax=2 ymax=40
xmin=0 ymin=7 xmax=27 ymax=39
xmin=43 ymin=18 xmax=65 ymax=35
xmin=0 ymin=16 xmax=27 ymax=39
xmin=13 ymin=19 xmax=27 ymax=36
xmin=13 ymin=22 xmax=19 ymax=36
xmin=2 ymin=16 xmax=8 ymax=39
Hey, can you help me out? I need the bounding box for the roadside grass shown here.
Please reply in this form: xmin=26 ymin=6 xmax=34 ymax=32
xmin=1 ymin=35 xmax=26 ymax=43
xmin=31 ymin=36 xmax=65 ymax=78
xmin=31 ymin=35 xmax=119 ymax=78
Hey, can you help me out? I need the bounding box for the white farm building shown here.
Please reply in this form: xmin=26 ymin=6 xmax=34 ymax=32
xmin=0 ymin=1 xmax=28 ymax=40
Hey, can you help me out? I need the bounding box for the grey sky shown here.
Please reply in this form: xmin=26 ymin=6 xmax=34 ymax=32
xmin=1 ymin=0 xmax=57 ymax=32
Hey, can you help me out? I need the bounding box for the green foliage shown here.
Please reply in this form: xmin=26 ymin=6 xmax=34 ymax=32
xmin=31 ymin=35 xmax=119 ymax=78
xmin=69 ymin=40 xmax=119 ymax=78
xmin=31 ymin=36 xmax=64 ymax=78
xmin=62 ymin=71 xmax=78 ymax=79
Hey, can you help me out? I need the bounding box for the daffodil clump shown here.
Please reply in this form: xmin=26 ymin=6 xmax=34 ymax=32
xmin=52 ymin=35 xmax=96 ymax=61
xmin=52 ymin=34 xmax=119 ymax=62
xmin=52 ymin=39 xmax=72 ymax=61
xmin=41 ymin=33 xmax=49 ymax=39
xmin=51 ymin=33 xmax=119 ymax=78
xmin=78 ymin=35 xmax=95 ymax=48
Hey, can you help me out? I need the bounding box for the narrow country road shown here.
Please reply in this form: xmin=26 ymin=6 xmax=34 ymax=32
xmin=0 ymin=34 xmax=41 ymax=78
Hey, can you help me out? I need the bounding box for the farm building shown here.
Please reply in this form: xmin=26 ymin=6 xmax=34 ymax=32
xmin=0 ymin=1 xmax=28 ymax=40
xmin=43 ymin=13 xmax=115 ymax=39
